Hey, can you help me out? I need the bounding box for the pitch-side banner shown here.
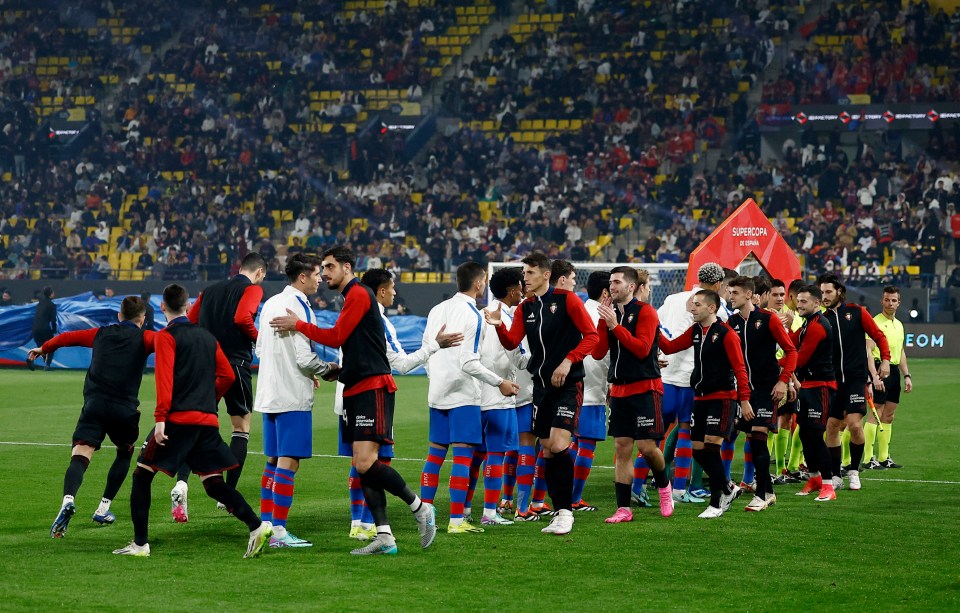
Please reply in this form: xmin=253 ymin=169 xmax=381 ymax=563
xmin=0 ymin=293 xmax=428 ymax=374
xmin=902 ymin=324 xmax=960 ymax=359
xmin=758 ymin=103 xmax=960 ymax=131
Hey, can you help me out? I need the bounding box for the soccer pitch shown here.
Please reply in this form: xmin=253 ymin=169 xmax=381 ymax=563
xmin=2 ymin=361 xmax=959 ymax=612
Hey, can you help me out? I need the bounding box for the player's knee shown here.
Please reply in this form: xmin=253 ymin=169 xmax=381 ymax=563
xmin=353 ymin=454 xmax=376 ymax=473
xmin=201 ymin=475 xmax=225 ymax=496
xmin=636 ymin=439 xmax=659 ymax=457
xmin=132 ymin=465 xmax=156 ymax=483
xmin=613 ymin=438 xmax=633 ymax=455
xmin=116 ymin=444 xmax=134 ymax=459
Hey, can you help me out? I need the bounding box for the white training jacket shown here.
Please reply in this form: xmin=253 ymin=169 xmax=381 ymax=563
xmin=582 ymin=298 xmax=610 ymax=406
xmin=424 ymin=292 xmax=504 ymax=410
xmin=333 ymin=303 xmax=442 ymax=415
xmin=515 ymin=334 xmax=533 ymax=407
xmin=657 ymin=286 xmax=728 ymax=387
xmin=480 ymin=301 xmax=529 ymax=411
xmin=254 ymin=285 xmax=327 ymax=413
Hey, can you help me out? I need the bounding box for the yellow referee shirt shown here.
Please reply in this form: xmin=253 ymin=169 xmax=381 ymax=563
xmin=872 ymin=312 xmax=904 ymax=365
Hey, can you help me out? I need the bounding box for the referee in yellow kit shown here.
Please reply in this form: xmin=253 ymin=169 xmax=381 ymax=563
xmin=864 ymin=285 xmax=912 ymax=470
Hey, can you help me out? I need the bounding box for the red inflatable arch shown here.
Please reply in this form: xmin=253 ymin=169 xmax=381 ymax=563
xmin=685 ymin=198 xmax=801 ymax=289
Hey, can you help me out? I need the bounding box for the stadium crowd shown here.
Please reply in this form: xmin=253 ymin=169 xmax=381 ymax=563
xmin=0 ymin=0 xmax=958 ymax=290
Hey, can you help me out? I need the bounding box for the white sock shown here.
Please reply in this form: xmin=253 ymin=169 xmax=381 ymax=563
xmin=408 ymin=495 xmax=423 ymax=513
xmin=483 ymin=508 xmax=497 ymax=520
xmin=350 ymin=519 xmax=361 ymax=528
xmin=175 ymin=480 xmax=188 ymax=492
xmin=96 ymin=498 xmax=111 ymax=515
xmin=62 ymin=495 xmax=75 ymax=507
xmin=449 ymin=517 xmax=463 ymax=526
xmin=359 ymin=522 xmax=374 ymax=531
xmin=272 ymin=524 xmax=287 ymax=538
xmin=376 ymin=525 xmax=394 ymax=539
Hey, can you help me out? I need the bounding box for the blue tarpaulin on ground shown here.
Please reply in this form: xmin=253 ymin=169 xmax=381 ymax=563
xmin=0 ymin=293 xmax=428 ymax=374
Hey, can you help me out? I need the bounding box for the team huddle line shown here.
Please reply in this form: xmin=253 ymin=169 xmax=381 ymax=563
xmin=33 ymin=248 xmax=912 ymax=557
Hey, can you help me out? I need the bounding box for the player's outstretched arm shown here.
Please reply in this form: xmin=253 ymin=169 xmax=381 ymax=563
xmin=658 ymin=325 xmax=694 ymax=355
xmin=28 ymin=328 xmax=99 ymax=361
xmin=489 ymin=303 xmax=526 ymax=350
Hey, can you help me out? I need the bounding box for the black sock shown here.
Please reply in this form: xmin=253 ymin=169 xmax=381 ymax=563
xmin=176 ymin=463 xmax=191 ymax=483
xmin=750 ymin=432 xmax=771 ymax=496
xmin=226 ymin=432 xmax=250 ymax=489
xmin=130 ymin=467 xmax=155 ymax=546
xmin=829 ymin=445 xmax=842 ymax=477
xmin=361 ymin=485 xmax=389 ymax=527
xmin=544 ymin=449 xmax=573 ymax=511
xmin=201 ymin=475 xmax=260 ymax=531
xmin=614 ymin=481 xmax=632 ymax=508
xmin=102 ymin=448 xmax=133 ymax=501
xmin=63 ymin=455 xmax=90 ymax=498
xmin=652 ymin=468 xmax=669 ymax=490
xmin=818 ymin=440 xmax=834 ymax=481
xmin=699 ymin=443 xmax=728 ymax=507
xmin=800 ymin=427 xmax=832 ymax=480
xmin=360 ymin=460 xmax=416 ymax=506
xmin=850 ymin=442 xmax=865 ymax=470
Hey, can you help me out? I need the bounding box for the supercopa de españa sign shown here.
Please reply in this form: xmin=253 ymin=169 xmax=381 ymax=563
xmin=685 ymin=199 xmax=800 ymax=290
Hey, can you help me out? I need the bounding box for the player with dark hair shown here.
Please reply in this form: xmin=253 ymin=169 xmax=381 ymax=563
xmin=419 ymin=262 xmax=518 ymax=534
xmin=593 ymin=266 xmax=673 ymax=523
xmin=818 ymin=274 xmax=891 ymax=491
xmin=726 ymin=276 xmax=798 ymax=511
xmin=658 ymin=289 xmax=752 ymax=519
xmin=570 ymin=270 xmax=611 ymax=513
xmin=656 ymin=262 xmax=728 ymax=505
xmin=752 ymin=277 xmax=772 ymax=308
xmin=30 ymin=285 xmax=57 ymax=370
xmin=270 ymin=247 xmax=437 ymax=555
xmin=789 ymin=285 xmax=838 ymax=502
xmin=254 ymin=253 xmax=339 ymax=548
xmin=485 ymin=254 xmax=598 ymax=535
xmin=864 ymin=286 xmax=912 ymax=469
xmin=168 ymin=252 xmax=267 ymax=519
xmin=767 ymin=279 xmax=796 ymax=480
xmin=340 ymin=269 xmax=463 ymax=540
xmin=114 ymin=284 xmax=272 ymax=558
xmin=476 ymin=266 xmax=527 ymax=525
xmin=31 ymin=297 xmax=156 ymax=536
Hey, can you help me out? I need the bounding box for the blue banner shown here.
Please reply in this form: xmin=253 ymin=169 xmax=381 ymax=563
xmin=0 ymin=293 xmax=428 ymax=373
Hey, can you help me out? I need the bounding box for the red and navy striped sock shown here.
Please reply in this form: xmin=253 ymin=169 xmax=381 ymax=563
xmin=271 ymin=467 xmax=296 ymax=529
xmin=515 ymin=445 xmax=536 ymax=512
xmin=632 ymin=452 xmax=650 ymax=495
xmin=483 ymin=452 xmax=505 ymax=512
xmin=721 ymin=432 xmax=738 ymax=482
xmin=742 ymin=438 xmax=755 ymax=484
xmin=502 ymin=450 xmax=518 ymax=501
xmin=571 ymin=438 xmax=596 ymax=504
xmin=449 ymin=447 xmax=473 ymax=520
xmin=531 ymin=449 xmax=547 ymax=506
xmin=419 ymin=446 xmax=447 ymax=504
xmin=673 ymin=428 xmax=693 ymax=491
xmin=260 ymin=462 xmax=276 ymax=523
xmin=348 ymin=463 xmax=370 ymax=524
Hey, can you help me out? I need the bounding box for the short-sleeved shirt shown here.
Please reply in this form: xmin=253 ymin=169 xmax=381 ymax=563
xmin=872 ymin=313 xmax=904 ymax=365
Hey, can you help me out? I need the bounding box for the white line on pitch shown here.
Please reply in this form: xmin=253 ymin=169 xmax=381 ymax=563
xmin=2 ymin=441 xmax=957 ymax=486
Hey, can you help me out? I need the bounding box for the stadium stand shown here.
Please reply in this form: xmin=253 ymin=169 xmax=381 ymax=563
xmin=0 ymin=0 xmax=957 ymax=291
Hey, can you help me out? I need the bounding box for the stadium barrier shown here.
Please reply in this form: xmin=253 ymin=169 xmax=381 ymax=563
xmin=0 ymin=293 xmax=429 ymax=373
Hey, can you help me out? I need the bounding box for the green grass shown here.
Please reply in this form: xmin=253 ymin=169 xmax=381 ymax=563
xmin=2 ymin=361 xmax=960 ymax=611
